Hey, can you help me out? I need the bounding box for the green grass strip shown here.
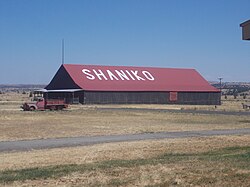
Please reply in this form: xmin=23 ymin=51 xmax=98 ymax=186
xmin=0 ymin=146 xmax=249 ymax=184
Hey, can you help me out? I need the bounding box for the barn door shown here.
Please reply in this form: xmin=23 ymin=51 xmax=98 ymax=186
xmin=169 ymin=92 xmax=178 ymax=102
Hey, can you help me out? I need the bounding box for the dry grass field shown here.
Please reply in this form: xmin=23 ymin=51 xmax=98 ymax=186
xmin=0 ymin=92 xmax=249 ymax=186
xmin=0 ymin=136 xmax=250 ymax=186
xmin=0 ymin=93 xmax=249 ymax=142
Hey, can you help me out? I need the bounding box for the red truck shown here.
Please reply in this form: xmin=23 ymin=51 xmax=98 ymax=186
xmin=21 ymin=97 xmax=68 ymax=111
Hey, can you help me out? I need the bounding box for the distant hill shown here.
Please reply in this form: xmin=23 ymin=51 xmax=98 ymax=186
xmin=0 ymin=84 xmax=46 ymax=92
xmin=210 ymin=82 xmax=250 ymax=95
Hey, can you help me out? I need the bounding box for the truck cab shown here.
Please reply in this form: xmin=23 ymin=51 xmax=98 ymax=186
xmin=21 ymin=97 xmax=44 ymax=111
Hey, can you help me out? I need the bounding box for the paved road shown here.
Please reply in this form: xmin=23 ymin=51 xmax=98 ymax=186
xmin=1 ymin=128 xmax=250 ymax=153
xmin=97 ymin=107 xmax=250 ymax=116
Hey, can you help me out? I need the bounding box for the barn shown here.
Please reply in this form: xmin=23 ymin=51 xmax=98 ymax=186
xmin=43 ymin=64 xmax=221 ymax=105
xmin=240 ymin=19 xmax=250 ymax=40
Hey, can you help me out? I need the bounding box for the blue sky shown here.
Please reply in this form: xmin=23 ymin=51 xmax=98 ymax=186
xmin=0 ymin=0 xmax=249 ymax=84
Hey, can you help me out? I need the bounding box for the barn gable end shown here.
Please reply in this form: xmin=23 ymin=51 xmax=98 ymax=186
xmin=45 ymin=65 xmax=81 ymax=90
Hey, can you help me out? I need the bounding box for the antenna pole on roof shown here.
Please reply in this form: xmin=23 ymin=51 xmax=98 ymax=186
xmin=62 ymin=39 xmax=64 ymax=64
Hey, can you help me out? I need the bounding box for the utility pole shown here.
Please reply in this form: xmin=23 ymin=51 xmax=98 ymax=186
xmin=218 ymin=77 xmax=223 ymax=93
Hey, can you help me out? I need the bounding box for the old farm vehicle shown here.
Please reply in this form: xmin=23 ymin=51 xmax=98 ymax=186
xmin=21 ymin=97 xmax=68 ymax=111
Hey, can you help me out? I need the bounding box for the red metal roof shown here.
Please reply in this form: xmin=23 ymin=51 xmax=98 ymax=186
xmin=46 ymin=64 xmax=219 ymax=92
